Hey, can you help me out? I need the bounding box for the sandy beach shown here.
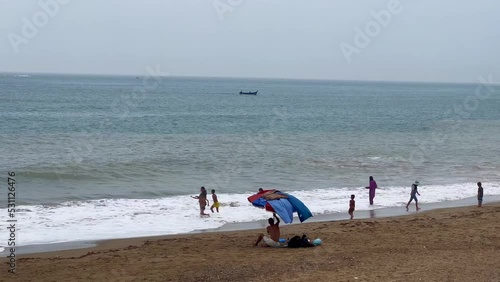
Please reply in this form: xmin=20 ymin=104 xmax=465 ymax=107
xmin=4 ymin=203 xmax=500 ymax=282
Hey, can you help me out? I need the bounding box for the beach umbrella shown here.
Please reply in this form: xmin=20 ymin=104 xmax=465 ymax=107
xmin=247 ymin=189 xmax=313 ymax=224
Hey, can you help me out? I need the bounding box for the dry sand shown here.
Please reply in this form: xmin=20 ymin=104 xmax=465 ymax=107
xmin=3 ymin=203 xmax=500 ymax=282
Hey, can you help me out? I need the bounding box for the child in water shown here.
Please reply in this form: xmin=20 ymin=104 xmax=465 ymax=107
xmin=477 ymin=182 xmax=483 ymax=207
xmin=406 ymin=181 xmax=421 ymax=211
xmin=348 ymin=194 xmax=355 ymax=219
xmin=210 ymin=189 xmax=220 ymax=213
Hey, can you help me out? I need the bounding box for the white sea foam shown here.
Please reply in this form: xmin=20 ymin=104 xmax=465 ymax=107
xmin=1 ymin=182 xmax=499 ymax=248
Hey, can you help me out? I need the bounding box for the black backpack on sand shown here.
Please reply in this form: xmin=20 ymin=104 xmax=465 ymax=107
xmin=287 ymin=234 xmax=314 ymax=248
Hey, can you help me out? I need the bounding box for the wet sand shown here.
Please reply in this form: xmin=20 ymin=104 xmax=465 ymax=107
xmin=4 ymin=203 xmax=500 ymax=281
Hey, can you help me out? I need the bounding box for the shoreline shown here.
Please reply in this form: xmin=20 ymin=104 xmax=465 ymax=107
xmin=9 ymin=195 xmax=500 ymax=257
xmin=4 ymin=201 xmax=500 ymax=281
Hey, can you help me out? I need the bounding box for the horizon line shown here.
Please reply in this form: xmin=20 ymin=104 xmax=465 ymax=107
xmin=0 ymin=71 xmax=494 ymax=86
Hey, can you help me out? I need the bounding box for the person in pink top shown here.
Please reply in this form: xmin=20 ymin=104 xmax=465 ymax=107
xmin=365 ymin=176 xmax=377 ymax=205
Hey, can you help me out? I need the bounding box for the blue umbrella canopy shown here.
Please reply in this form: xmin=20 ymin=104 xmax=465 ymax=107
xmin=247 ymin=189 xmax=313 ymax=224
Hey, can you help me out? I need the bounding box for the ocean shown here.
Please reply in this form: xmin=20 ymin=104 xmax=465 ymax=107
xmin=1 ymin=73 xmax=499 ymax=249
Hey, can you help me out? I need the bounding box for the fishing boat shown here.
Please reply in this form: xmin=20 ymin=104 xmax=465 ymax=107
xmin=239 ymin=90 xmax=258 ymax=95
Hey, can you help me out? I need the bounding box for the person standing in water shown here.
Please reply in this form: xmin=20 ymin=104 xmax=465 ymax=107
xmin=365 ymin=176 xmax=377 ymax=205
xmin=477 ymin=182 xmax=484 ymax=207
xmin=406 ymin=181 xmax=421 ymax=211
xmin=191 ymin=186 xmax=210 ymax=216
xmin=210 ymin=189 xmax=220 ymax=213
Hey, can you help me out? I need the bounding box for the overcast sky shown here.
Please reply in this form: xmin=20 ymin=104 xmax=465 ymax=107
xmin=1 ymin=0 xmax=499 ymax=83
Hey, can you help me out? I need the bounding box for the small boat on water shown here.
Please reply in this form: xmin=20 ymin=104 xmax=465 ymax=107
xmin=239 ymin=90 xmax=258 ymax=95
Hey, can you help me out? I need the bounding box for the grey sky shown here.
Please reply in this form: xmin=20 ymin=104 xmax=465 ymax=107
xmin=1 ymin=0 xmax=499 ymax=83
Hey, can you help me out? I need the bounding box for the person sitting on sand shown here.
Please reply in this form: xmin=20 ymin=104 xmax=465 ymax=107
xmin=406 ymin=181 xmax=421 ymax=211
xmin=210 ymin=189 xmax=220 ymax=213
xmin=348 ymin=194 xmax=355 ymax=219
xmin=191 ymin=186 xmax=210 ymax=216
xmin=254 ymin=213 xmax=281 ymax=247
xmin=477 ymin=182 xmax=484 ymax=207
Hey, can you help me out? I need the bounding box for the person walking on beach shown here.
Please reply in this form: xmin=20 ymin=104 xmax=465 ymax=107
xmin=254 ymin=213 xmax=281 ymax=247
xmin=210 ymin=189 xmax=220 ymax=213
xmin=191 ymin=186 xmax=210 ymax=216
xmin=406 ymin=181 xmax=421 ymax=211
xmin=348 ymin=194 xmax=355 ymax=219
xmin=477 ymin=182 xmax=484 ymax=207
xmin=365 ymin=176 xmax=377 ymax=205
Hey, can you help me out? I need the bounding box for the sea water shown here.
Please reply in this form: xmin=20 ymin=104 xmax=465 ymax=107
xmin=1 ymin=73 xmax=499 ymax=249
